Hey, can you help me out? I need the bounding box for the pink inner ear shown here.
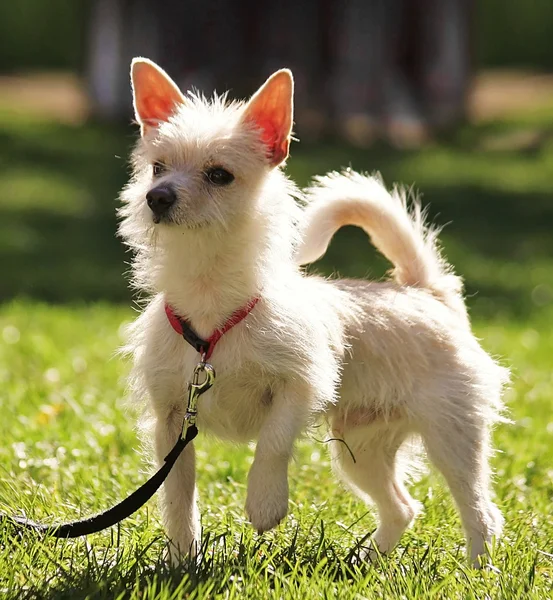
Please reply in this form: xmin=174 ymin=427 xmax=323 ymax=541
xmin=132 ymin=60 xmax=184 ymax=129
xmin=248 ymin=110 xmax=290 ymax=165
xmin=243 ymin=71 xmax=293 ymax=166
xmin=142 ymin=97 xmax=176 ymax=124
xmin=257 ymin=117 xmax=279 ymax=149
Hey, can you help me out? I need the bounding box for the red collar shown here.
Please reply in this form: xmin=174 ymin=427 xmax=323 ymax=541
xmin=165 ymin=297 xmax=259 ymax=360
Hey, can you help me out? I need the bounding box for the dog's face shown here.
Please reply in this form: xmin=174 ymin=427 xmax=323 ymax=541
xmin=122 ymin=58 xmax=294 ymax=239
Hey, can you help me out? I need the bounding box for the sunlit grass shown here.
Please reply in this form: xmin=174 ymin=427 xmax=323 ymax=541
xmin=1 ymin=302 xmax=552 ymax=599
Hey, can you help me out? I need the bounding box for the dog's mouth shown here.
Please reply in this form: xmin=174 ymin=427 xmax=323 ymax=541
xmin=152 ymin=209 xmax=180 ymax=225
xmin=151 ymin=212 xmax=210 ymax=230
xmin=151 ymin=211 xmax=177 ymax=225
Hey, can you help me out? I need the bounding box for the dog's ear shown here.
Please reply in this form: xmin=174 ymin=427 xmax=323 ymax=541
xmin=131 ymin=58 xmax=185 ymax=135
xmin=242 ymin=69 xmax=294 ymax=167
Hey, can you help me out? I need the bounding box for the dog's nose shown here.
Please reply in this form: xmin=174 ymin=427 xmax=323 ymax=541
xmin=146 ymin=186 xmax=176 ymax=217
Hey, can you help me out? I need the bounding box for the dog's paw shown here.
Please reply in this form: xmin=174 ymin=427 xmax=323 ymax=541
xmin=165 ymin=536 xmax=200 ymax=567
xmin=246 ymin=487 xmax=289 ymax=533
xmin=246 ymin=463 xmax=289 ymax=533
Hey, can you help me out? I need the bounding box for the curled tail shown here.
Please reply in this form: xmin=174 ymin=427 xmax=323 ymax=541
xmin=296 ymin=170 xmax=467 ymax=317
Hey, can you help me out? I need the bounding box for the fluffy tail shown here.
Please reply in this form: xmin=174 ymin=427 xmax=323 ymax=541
xmin=296 ymin=170 xmax=466 ymax=315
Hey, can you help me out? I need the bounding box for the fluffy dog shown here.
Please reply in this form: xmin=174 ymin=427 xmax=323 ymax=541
xmin=119 ymin=58 xmax=508 ymax=566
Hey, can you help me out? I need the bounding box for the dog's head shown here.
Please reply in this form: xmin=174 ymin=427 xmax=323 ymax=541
xmin=120 ymin=58 xmax=294 ymax=246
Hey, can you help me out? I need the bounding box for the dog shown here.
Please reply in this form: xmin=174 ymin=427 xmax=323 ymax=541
xmin=119 ymin=58 xmax=508 ymax=567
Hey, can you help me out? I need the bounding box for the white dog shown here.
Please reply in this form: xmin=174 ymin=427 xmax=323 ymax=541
xmin=119 ymin=58 xmax=508 ymax=566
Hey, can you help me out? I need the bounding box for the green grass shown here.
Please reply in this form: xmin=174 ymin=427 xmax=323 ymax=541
xmin=1 ymin=304 xmax=553 ymax=599
xmin=1 ymin=100 xmax=553 ymax=598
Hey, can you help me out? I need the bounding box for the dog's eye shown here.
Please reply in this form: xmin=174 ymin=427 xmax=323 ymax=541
xmin=205 ymin=167 xmax=234 ymax=186
xmin=153 ymin=162 xmax=165 ymax=177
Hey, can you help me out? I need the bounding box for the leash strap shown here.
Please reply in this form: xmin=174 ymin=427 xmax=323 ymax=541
xmin=0 ymin=424 xmax=198 ymax=538
xmin=1 ymin=299 xmax=242 ymax=540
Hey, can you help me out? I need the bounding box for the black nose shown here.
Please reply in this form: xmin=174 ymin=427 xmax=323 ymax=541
xmin=146 ymin=186 xmax=176 ymax=218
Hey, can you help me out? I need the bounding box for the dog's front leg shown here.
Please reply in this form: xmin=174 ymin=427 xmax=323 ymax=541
xmin=155 ymin=411 xmax=200 ymax=564
xmin=246 ymin=387 xmax=308 ymax=533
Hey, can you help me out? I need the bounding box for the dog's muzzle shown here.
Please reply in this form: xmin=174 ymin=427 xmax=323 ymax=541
xmin=146 ymin=186 xmax=177 ymax=222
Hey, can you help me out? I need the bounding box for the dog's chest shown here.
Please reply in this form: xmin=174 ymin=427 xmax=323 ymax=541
xmin=143 ymin=333 xmax=273 ymax=442
xmin=196 ymin=370 xmax=272 ymax=441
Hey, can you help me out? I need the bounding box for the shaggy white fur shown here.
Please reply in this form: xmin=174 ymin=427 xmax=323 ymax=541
xmin=120 ymin=58 xmax=508 ymax=567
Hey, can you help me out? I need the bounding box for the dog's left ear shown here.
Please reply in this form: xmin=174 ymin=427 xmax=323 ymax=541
xmin=131 ymin=58 xmax=185 ymax=135
xmin=242 ymin=69 xmax=294 ymax=167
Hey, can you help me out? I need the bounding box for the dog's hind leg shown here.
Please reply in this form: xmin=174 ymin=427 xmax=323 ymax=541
xmin=418 ymin=410 xmax=503 ymax=567
xmin=331 ymin=422 xmax=420 ymax=558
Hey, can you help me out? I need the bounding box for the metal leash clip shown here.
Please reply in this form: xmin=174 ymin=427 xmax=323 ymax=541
xmin=181 ymin=360 xmax=215 ymax=439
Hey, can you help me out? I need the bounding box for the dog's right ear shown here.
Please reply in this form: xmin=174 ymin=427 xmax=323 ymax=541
xmin=131 ymin=58 xmax=185 ymax=136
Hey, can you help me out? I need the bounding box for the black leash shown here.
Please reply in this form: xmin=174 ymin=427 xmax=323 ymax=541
xmin=1 ymin=425 xmax=197 ymax=538
xmin=1 ymin=358 xmax=215 ymax=539
xmin=0 ymin=299 xmax=257 ymax=541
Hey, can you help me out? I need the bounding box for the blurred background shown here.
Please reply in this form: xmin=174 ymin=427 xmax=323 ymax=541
xmin=0 ymin=0 xmax=552 ymax=319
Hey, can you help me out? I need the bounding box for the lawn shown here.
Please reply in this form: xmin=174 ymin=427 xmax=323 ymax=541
xmin=0 ymin=98 xmax=553 ymax=598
